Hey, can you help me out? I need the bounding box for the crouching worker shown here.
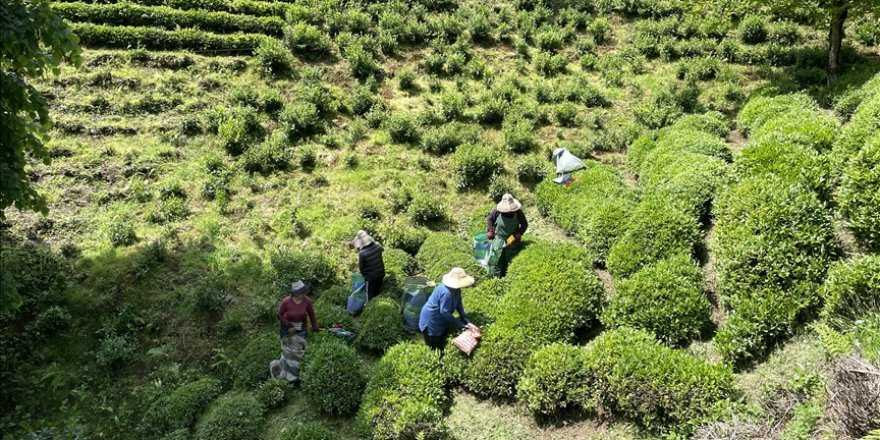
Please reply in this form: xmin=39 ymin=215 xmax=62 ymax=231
xmin=486 ymin=193 xmax=528 ymax=278
xmin=277 ymin=280 xmax=320 ymax=338
xmin=419 ymin=268 xmax=480 ymax=351
xmin=352 ymin=230 xmax=385 ymax=301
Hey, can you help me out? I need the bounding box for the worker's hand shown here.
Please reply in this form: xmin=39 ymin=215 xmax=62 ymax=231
xmin=287 ymin=327 xmax=296 ymax=335
xmin=487 ymin=230 xmax=494 ymax=239
xmin=466 ymin=323 xmax=481 ymax=334
xmin=514 ymin=233 xmax=522 ymax=243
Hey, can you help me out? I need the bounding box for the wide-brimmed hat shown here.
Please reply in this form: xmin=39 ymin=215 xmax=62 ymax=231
xmin=442 ymin=267 xmax=475 ymax=289
xmin=351 ymin=230 xmax=374 ymax=249
xmin=288 ymin=280 xmax=310 ymax=296
xmin=496 ymin=193 xmax=522 ymax=213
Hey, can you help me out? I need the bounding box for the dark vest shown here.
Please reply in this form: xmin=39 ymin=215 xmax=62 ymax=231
xmin=358 ymin=243 xmax=385 ymax=280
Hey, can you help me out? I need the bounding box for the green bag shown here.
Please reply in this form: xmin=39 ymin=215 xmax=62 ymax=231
xmin=401 ymin=276 xmax=434 ymax=332
xmin=472 ymin=231 xmax=490 ymax=268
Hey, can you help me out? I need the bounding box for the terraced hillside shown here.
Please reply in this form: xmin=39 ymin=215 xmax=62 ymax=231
xmin=2 ymin=0 xmax=879 ymax=439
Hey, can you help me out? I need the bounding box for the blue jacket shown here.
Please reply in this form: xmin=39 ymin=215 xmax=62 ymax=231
xmin=418 ymin=283 xmax=469 ymax=336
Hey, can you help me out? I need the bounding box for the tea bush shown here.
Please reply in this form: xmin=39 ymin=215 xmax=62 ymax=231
xmin=515 ymin=154 xmax=551 ymax=183
xmin=421 ymin=122 xmax=478 ymax=155
xmin=750 ymin=107 xmax=839 ymax=152
xmin=314 ymin=301 xmax=357 ymax=331
xmin=107 ymin=215 xmax=137 ymax=246
xmin=833 ymin=93 xmax=879 ymax=175
xmin=218 ymin=105 xmax=261 ymax=155
xmin=357 ymin=343 xmax=448 ymax=440
xmin=502 ymin=117 xmax=538 ymax=153
xmin=606 ymin=195 xmax=702 ymax=278
xmin=140 ymin=378 xmax=221 ymax=438
xmin=669 ymin=111 xmax=729 ymax=137
xmin=256 ymin=378 xmax=290 ymax=410
xmin=145 ymin=197 xmax=190 ymax=224
xmin=639 ymin=147 xmax=730 ymax=215
xmin=734 ymin=140 xmax=831 ymax=200
xmin=736 ymin=93 xmax=816 ymax=135
xmin=345 ymin=42 xmax=378 ymax=79
xmin=377 ymin=220 xmax=427 ymax=255
xmin=70 ymin=23 xmax=270 ymax=52
xmin=285 ymin=22 xmax=332 ymax=55
xmin=356 ymin=297 xmax=408 ymax=352
xmin=653 ymin=127 xmax=731 ymax=162
xmin=280 ymin=101 xmax=321 ymax=140
xmin=463 ymin=327 xmax=540 ymax=399
xmin=601 ymin=254 xmax=709 ymax=345
xmin=837 ymin=135 xmax=880 ymax=251
xmin=471 ymin=96 xmax=509 ymax=124
xmin=302 ymin=338 xmax=366 ymax=414
xmin=452 ymin=143 xmax=501 ymax=189
xmin=821 ymin=255 xmax=880 ymax=324
xmin=582 ymin=327 xmax=736 ymax=434
xmin=462 ymin=278 xmax=504 ymax=328
xmin=194 ymin=392 xmax=263 ymax=440
xmin=517 ymin=343 xmax=589 ymax=416
xmin=254 ymin=38 xmax=292 ymax=76
xmin=232 ymin=333 xmax=279 ymax=387
xmin=712 ymin=174 xmax=836 ymax=301
xmin=268 ymin=246 xmax=338 ymax=291
xmin=242 ymin=131 xmax=289 ymax=174
xmin=407 ymin=192 xmax=446 ymax=225
xmin=278 ymin=422 xmax=335 ymax=440
xmin=739 ymin=16 xmax=768 ymax=44
xmin=384 ymin=112 xmax=421 ymax=144
xmin=416 ymin=232 xmax=485 ymax=283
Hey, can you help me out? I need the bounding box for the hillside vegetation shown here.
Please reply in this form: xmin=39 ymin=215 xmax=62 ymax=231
xmin=2 ymin=0 xmax=879 ymax=439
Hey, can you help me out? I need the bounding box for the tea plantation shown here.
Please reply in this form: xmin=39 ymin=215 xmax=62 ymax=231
xmin=2 ymin=0 xmax=880 ymax=438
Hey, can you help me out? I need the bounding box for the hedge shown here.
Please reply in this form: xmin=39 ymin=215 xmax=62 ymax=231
xmin=462 ymin=327 xmax=540 ymax=399
xmin=606 ymin=194 xmax=702 ymax=278
xmin=668 ymin=111 xmax=729 ymax=137
xmin=232 ymin=333 xmax=279 ymax=388
xmin=580 ymin=327 xmax=736 ymax=434
xmin=652 ymin=128 xmax=731 ymax=163
xmin=516 ymin=343 xmax=590 ymax=416
xmin=749 ymin=106 xmax=839 ymax=152
xmin=69 ymin=23 xmax=270 ymax=52
xmin=712 ymin=174 xmax=836 ymax=301
xmin=832 ymin=91 xmax=880 ymax=175
xmin=836 ymin=134 xmax=880 ymax=251
xmin=54 ymin=0 xmax=292 ymax=17
xmin=302 ymin=338 xmax=366 ymax=415
xmin=535 ymin=161 xmax=635 ymax=263
xmin=821 ymin=255 xmax=880 ymax=325
xmin=416 ymin=232 xmax=485 ymax=284
xmin=194 ymin=392 xmax=263 ymax=440
xmin=734 ymin=139 xmax=831 ymax=200
xmin=356 ymin=297 xmax=408 ymax=352
xmin=736 ymin=93 xmax=817 ymax=135
xmin=278 ymin=422 xmax=336 ymax=440
xmin=462 ymin=278 xmax=504 ymax=328
xmin=638 ymin=149 xmax=730 ymax=216
xmin=53 ymin=3 xmax=284 ymax=36
xmin=357 ymin=343 xmax=449 ymax=440
xmin=140 ymin=378 xmax=221 ymax=438
xmin=602 ymin=253 xmax=709 ymax=346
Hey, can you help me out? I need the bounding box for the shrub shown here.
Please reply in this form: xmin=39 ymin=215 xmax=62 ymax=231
xmin=194 ymin=392 xmax=263 ymax=440
xmin=232 ymin=333 xmax=279 ymax=388
xmin=676 ymin=56 xmax=721 ymax=82
xmin=69 ymin=23 xmax=270 ymax=53
xmin=583 ymin=327 xmax=736 ymax=434
xmin=462 ymin=327 xmax=540 ymax=399
xmin=140 ymin=378 xmax=222 ymax=438
xmin=27 ymin=306 xmax=72 ymax=338
xmin=452 ymin=143 xmax=501 ymax=189
xmin=377 ymin=220 xmax=427 ymax=255
xmin=588 ymin=17 xmax=612 ymax=44
xmin=750 ymin=107 xmax=839 ymax=152
xmin=278 ymin=422 xmax=335 ymax=440
xmin=461 ymin=278 xmax=503 ymax=329
xmin=285 ymin=22 xmax=331 ymax=55
xmin=218 ymin=105 xmax=261 ymax=155
xmin=351 ymin=85 xmax=378 ymax=116
xmin=734 ymin=140 xmax=831 ymax=200
xmin=95 ymin=333 xmax=136 ymax=368
xmin=243 ymin=131 xmax=289 ymax=174
xmin=384 ymin=112 xmax=420 ymax=144
xmin=736 ymin=93 xmax=816 ymax=135
xmin=517 ymin=343 xmax=589 ymax=416
xmin=837 ymin=136 xmax=880 ymax=251
xmin=606 ymin=195 xmax=702 ymax=278
xmin=357 ymin=343 xmax=448 ymax=440
xmin=515 ymin=155 xmax=551 ymax=183
xmin=356 ymin=297 xmax=407 ymax=352
xmin=345 ymin=42 xmax=378 ymax=79
xmin=533 ymin=51 xmax=569 ymax=76
xmin=298 ymin=147 xmax=316 ymax=171
xmin=712 ymin=174 xmax=836 ymax=301
xmin=314 ymin=301 xmax=357 ymax=331
xmin=280 ymin=101 xmax=321 ymax=140
xmin=602 ymin=254 xmax=709 ymax=345
xmin=552 ymin=102 xmax=579 ymax=127
xmin=256 ymin=378 xmax=290 ymax=410
xmin=145 ymin=197 xmax=189 ymax=224
xmin=382 ymin=248 xmax=420 ymax=296
xmin=821 ymin=255 xmax=880 ymax=324
xmin=421 ymin=122 xmax=479 ymax=155
xmin=833 ymin=94 xmax=879 ymax=176
xmin=653 ymin=127 xmax=731 ymax=162
xmin=502 ymin=117 xmax=537 ymax=153
xmin=302 ymin=338 xmax=366 ymax=414
xmin=739 ymin=16 xmax=768 ymax=44
xmin=668 ymin=111 xmax=728 ymax=137
xmin=397 ymin=68 xmax=417 ymax=91
xmin=268 ymin=246 xmax=338 ymax=291
xmin=416 ymin=232 xmax=485 ymax=281
xmin=407 ymin=193 xmax=446 ymax=225
xmin=254 ymin=38 xmax=292 ymax=76
xmin=107 ymin=215 xmax=137 ymax=246
xmin=471 ymin=96 xmax=509 ymax=124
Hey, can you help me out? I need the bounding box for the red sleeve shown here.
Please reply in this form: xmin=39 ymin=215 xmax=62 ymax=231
xmin=307 ymin=300 xmax=319 ymax=331
xmin=277 ymin=298 xmax=290 ymax=327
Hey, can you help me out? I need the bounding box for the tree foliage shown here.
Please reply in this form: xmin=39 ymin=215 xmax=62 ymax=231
xmin=1 ymin=0 xmax=81 ymax=220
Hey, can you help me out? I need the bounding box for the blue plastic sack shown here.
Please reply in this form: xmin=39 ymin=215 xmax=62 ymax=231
xmin=346 ymin=273 xmax=368 ymax=315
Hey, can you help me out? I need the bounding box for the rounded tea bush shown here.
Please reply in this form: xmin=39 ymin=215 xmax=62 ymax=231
xmin=384 ymin=112 xmax=421 ymax=144
xmin=452 ymin=143 xmax=502 ymax=190
xmin=832 ymin=93 xmax=879 ymax=174
xmin=750 ymin=107 xmax=839 ymax=152
xmin=232 ymin=333 xmax=279 ymax=388
xmin=314 ymin=301 xmax=357 ymax=331
xmin=640 ymin=150 xmax=730 ymax=216
xmin=606 ymin=194 xmax=702 ymax=278
xmin=356 ymin=297 xmax=408 ymax=352
xmin=140 ymin=378 xmax=221 ymax=438
xmin=382 ymin=247 xmax=420 ymax=297
xmin=278 ymin=422 xmax=335 ymax=440
xmin=837 ymin=135 xmax=880 ymax=251
xmin=302 ymin=338 xmax=366 ymax=415
xmin=462 ymin=278 xmax=504 ymax=329
xmin=653 ymin=128 xmax=731 ymax=162
xmin=517 ymin=343 xmax=589 ymax=416
xmin=463 ymin=327 xmax=539 ymax=399
xmin=583 ymin=327 xmax=737 ymax=434
xmin=821 ymin=255 xmax=880 ymax=324
xmin=256 ymin=378 xmax=290 ymax=410
xmin=194 ymin=392 xmax=263 ymax=440
xmin=736 ymin=93 xmax=816 ymax=135
xmin=416 ymin=232 xmax=485 ymax=284
xmin=739 ymin=16 xmax=768 ymax=44
xmin=601 ymin=253 xmax=709 ymax=346
xmin=734 ymin=140 xmax=831 ymax=200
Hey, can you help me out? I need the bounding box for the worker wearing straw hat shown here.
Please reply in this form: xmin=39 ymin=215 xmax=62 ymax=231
xmin=486 ymin=193 xmax=528 ymax=278
xmin=352 ymin=230 xmax=385 ymax=301
xmin=419 ymin=267 xmax=480 ymax=351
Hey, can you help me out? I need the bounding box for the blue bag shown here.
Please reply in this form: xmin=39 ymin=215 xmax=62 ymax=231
xmin=346 ymin=273 xmax=368 ymax=315
xmin=400 ymin=276 xmax=433 ymax=332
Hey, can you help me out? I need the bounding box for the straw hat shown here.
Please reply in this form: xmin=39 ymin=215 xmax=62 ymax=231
xmin=288 ymin=280 xmax=310 ymax=296
xmin=496 ymin=193 xmax=522 ymax=213
xmin=351 ymin=230 xmax=374 ymax=249
xmin=442 ymin=267 xmax=475 ymax=289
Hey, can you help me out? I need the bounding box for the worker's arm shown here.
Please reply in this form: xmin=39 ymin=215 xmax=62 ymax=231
xmin=516 ymin=209 xmax=529 ymax=235
xmin=486 ymin=209 xmax=499 ymax=238
xmin=357 ymin=251 xmax=366 ymax=274
xmin=307 ymin=301 xmax=319 ymax=331
xmin=455 ymin=293 xmax=470 ymax=325
xmin=439 ymin=290 xmax=467 ymax=330
xmin=277 ymin=299 xmax=289 ymax=327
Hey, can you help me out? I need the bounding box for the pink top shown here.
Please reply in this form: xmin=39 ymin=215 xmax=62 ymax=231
xmin=277 ymin=296 xmax=318 ymax=331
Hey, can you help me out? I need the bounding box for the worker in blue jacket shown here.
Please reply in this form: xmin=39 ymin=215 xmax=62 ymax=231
xmin=419 ymin=267 xmax=480 ymax=351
